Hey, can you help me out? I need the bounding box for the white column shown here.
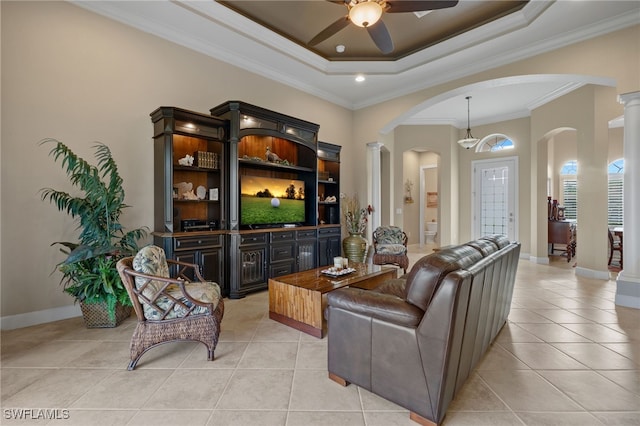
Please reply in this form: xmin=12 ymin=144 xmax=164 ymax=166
xmin=616 ymin=91 xmax=640 ymax=309
xmin=367 ymin=142 xmax=383 ymax=243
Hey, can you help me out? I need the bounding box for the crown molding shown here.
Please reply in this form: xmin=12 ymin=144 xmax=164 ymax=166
xmin=71 ymin=0 xmax=638 ymax=111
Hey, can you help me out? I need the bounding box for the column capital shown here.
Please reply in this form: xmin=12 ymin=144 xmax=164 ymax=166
xmin=366 ymin=142 xmax=384 ymax=151
xmin=618 ymin=91 xmax=640 ymax=105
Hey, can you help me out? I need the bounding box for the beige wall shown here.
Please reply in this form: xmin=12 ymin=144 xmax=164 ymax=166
xmin=1 ymin=1 xmax=638 ymax=324
xmin=353 ymin=25 xmax=637 ymax=254
xmin=0 ymin=1 xmax=352 ymax=320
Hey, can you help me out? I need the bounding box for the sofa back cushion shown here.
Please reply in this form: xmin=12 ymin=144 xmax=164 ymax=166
xmin=404 ymin=245 xmax=483 ymax=311
xmin=480 ymin=234 xmax=510 ymax=249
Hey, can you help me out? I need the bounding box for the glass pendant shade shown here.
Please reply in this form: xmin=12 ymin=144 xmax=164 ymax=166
xmin=458 ymin=135 xmax=480 ymax=149
xmin=458 ymin=96 xmax=479 ymax=149
xmin=349 ymin=1 xmax=383 ymax=27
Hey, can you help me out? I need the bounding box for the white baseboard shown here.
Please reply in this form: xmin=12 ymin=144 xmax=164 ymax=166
xmin=0 ymin=304 xmax=82 ymax=330
xmin=529 ymin=255 xmax=550 ymax=264
xmin=575 ymin=267 xmax=610 ymax=280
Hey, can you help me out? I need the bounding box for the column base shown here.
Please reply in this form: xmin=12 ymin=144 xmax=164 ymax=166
xmin=615 ymin=272 xmax=640 ymax=309
xmin=575 ymin=266 xmax=610 ymax=280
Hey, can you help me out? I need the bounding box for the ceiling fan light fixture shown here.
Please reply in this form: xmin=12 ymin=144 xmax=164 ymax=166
xmin=349 ymin=1 xmax=383 ymax=28
xmin=457 ymin=96 xmax=480 ymax=149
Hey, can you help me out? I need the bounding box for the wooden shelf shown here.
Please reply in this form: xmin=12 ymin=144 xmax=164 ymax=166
xmin=239 ymin=158 xmax=314 ymax=173
xmin=174 ymin=165 xmax=220 ymax=172
xmin=173 ymin=199 xmax=220 ymax=204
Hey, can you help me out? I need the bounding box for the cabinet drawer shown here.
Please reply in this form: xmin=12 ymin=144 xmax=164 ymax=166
xmin=174 ymin=235 xmax=221 ymax=251
xmin=271 ymin=244 xmax=295 ymax=261
xmin=296 ymin=229 xmax=317 ymax=239
xmin=319 ymin=227 xmax=341 ymax=237
xmin=240 ymin=233 xmax=267 ymax=245
xmin=270 ymin=230 xmax=295 ymax=242
xmin=270 ymin=263 xmax=294 ymax=278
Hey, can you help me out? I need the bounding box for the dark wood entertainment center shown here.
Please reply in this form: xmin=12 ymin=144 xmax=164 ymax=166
xmin=150 ymin=101 xmax=342 ymax=298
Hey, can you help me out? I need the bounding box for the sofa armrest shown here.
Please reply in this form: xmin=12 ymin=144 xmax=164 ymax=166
xmin=327 ymin=288 xmax=423 ymax=328
xmin=372 ymin=278 xmax=406 ymax=299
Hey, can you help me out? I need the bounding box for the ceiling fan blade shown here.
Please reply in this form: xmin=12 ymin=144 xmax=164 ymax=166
xmin=366 ymin=20 xmax=394 ymax=54
xmin=385 ymin=0 xmax=459 ymax=13
xmin=308 ymin=16 xmax=350 ymax=46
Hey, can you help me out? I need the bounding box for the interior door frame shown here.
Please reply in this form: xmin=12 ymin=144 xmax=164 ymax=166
xmin=419 ymin=164 xmax=438 ymax=246
xmin=472 ymin=156 xmax=519 ymax=241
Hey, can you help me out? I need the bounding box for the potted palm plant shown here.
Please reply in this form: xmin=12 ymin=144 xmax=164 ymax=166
xmin=40 ymin=138 xmax=147 ymax=327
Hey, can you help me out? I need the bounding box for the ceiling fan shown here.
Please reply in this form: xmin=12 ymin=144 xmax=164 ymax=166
xmin=308 ymin=0 xmax=459 ymax=54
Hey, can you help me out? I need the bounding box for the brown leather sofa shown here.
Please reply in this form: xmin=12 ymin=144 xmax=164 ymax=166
xmin=326 ymin=235 xmax=521 ymax=426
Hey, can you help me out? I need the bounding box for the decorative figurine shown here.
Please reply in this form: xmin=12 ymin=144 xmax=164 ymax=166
xmin=266 ymin=147 xmax=281 ymax=162
xmin=178 ymin=154 xmax=194 ymax=166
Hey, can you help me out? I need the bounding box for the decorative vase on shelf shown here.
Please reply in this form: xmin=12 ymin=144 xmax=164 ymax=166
xmin=343 ymin=233 xmax=367 ymax=263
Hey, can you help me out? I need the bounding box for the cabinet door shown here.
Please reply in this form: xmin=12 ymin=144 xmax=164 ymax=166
xmin=318 ymin=226 xmax=342 ymax=267
xmin=174 ymin=251 xmax=198 ymax=280
xmin=200 ymin=247 xmax=224 ymax=289
xmin=328 ymin=236 xmax=341 ymax=263
xmin=318 ymin=236 xmax=342 ymax=267
xmin=240 ymin=245 xmax=268 ymax=289
xmin=297 ymin=240 xmax=317 ymax=272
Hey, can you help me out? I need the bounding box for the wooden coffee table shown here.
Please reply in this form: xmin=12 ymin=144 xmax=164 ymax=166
xmin=268 ymin=262 xmax=397 ymax=338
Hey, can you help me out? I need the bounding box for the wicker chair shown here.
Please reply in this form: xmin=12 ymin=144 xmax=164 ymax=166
xmin=372 ymin=225 xmax=409 ymax=274
xmin=116 ymin=245 xmax=224 ymax=370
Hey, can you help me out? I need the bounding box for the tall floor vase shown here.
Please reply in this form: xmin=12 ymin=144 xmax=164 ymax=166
xmin=343 ymin=233 xmax=367 ymax=263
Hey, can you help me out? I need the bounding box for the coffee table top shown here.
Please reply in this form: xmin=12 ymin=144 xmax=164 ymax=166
xmin=270 ymin=262 xmax=395 ymax=293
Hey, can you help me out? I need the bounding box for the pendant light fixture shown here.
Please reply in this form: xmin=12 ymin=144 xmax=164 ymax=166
xmin=349 ymin=1 xmax=384 ymax=28
xmin=458 ymin=96 xmax=480 ymax=149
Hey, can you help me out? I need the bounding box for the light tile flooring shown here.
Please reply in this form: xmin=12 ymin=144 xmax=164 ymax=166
xmin=2 ymin=246 xmax=639 ymax=425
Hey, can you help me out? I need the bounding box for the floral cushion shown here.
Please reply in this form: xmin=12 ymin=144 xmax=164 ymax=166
xmin=375 ymin=226 xmax=407 ymax=255
xmin=376 ymin=243 xmax=407 ymax=255
xmin=132 ymin=245 xmax=221 ymax=320
xmin=132 ymin=245 xmax=170 ymax=300
xmin=143 ymin=281 xmax=221 ymax=321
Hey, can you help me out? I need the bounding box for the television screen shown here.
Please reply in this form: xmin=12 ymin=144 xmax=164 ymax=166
xmin=240 ymin=175 xmax=306 ymax=227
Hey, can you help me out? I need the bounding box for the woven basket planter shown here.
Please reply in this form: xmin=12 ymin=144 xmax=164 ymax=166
xmin=80 ymin=301 xmax=132 ymax=328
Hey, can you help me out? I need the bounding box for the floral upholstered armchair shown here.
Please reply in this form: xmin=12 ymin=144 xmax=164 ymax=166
xmin=372 ymin=225 xmax=409 ymax=274
xmin=116 ymin=245 xmax=224 ymax=370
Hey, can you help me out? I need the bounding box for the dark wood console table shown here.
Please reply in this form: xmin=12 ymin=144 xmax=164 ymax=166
xmin=548 ymin=220 xmax=577 ymax=262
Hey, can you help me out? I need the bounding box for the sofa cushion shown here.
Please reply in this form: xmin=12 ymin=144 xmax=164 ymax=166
xmin=465 ymin=238 xmax=498 ymax=256
xmin=328 ymin=288 xmax=424 ymax=328
xmin=480 ymin=234 xmax=510 ymax=249
xmin=403 ymin=245 xmax=483 ymax=311
xmin=373 ymin=278 xmax=407 ymax=299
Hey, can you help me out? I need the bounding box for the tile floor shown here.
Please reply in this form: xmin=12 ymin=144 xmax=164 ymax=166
xmin=2 ymin=246 xmax=639 ymax=425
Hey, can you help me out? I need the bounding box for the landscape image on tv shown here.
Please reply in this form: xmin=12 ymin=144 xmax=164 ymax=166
xmin=240 ymin=176 xmax=306 ymax=226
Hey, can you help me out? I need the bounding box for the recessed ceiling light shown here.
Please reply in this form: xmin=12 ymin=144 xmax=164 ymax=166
xmin=336 ymin=44 xmax=345 ymax=53
xmin=355 ymin=75 xmax=365 ymax=82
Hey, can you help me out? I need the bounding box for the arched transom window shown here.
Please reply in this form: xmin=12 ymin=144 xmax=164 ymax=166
xmin=476 ymin=134 xmax=515 ymax=153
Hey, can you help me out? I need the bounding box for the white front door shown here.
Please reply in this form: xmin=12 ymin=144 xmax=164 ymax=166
xmin=472 ymin=157 xmax=518 ymax=241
